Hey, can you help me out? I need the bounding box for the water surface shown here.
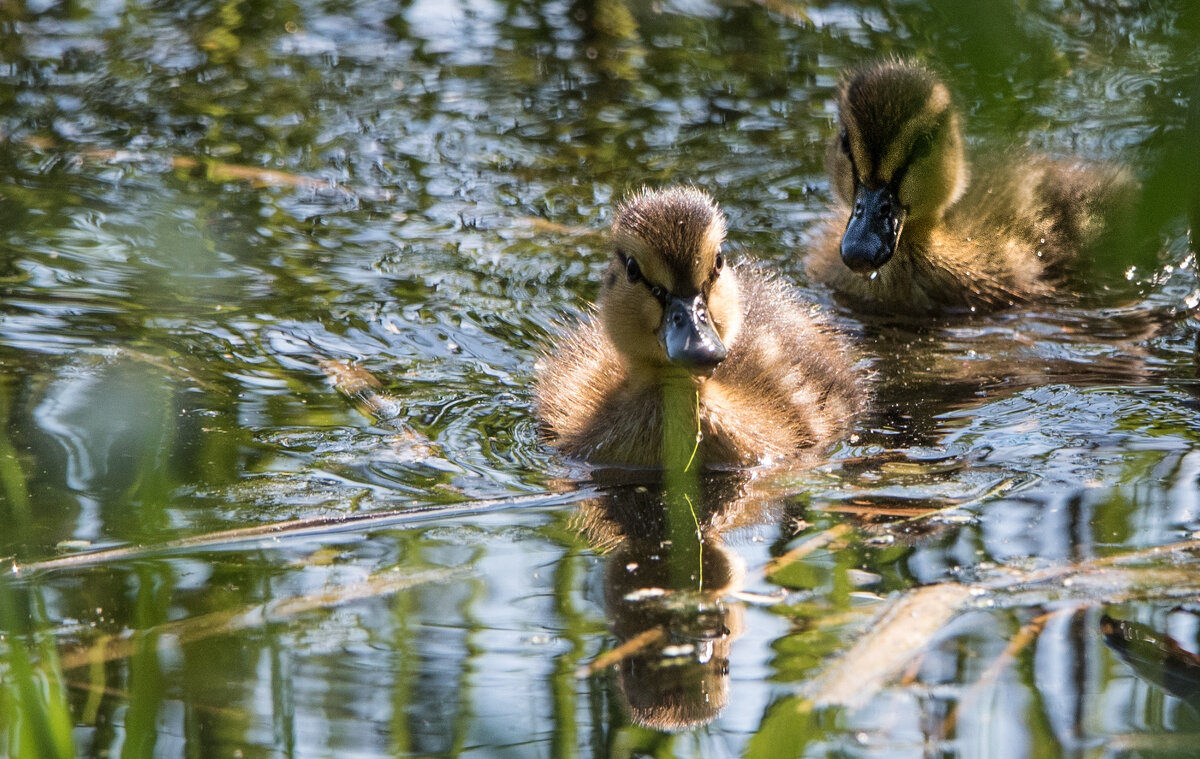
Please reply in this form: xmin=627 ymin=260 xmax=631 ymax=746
xmin=1 ymin=1 xmax=1199 ymax=757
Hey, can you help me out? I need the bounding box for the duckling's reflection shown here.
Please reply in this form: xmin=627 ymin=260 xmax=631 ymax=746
xmin=573 ymin=472 xmax=767 ymax=731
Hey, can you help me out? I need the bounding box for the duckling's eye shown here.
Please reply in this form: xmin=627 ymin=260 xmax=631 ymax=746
xmin=714 ymin=252 xmax=725 ymax=272
xmin=625 ymin=256 xmax=642 ymax=284
xmin=839 ymin=130 xmax=851 ymax=156
xmin=650 ymin=285 xmax=666 ymax=302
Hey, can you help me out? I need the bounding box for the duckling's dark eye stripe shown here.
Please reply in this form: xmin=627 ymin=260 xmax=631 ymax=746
xmin=841 ymin=128 xmax=862 ymax=182
xmin=912 ymin=132 xmax=934 ymax=159
xmin=616 ymin=250 xmax=671 ymax=304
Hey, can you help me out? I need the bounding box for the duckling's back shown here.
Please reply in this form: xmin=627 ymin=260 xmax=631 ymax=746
xmin=950 ymin=152 xmax=1135 ymax=271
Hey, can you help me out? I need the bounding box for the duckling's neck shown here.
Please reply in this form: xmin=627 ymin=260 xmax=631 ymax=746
xmin=625 ymin=363 xmax=706 ymax=391
xmin=901 ymin=215 xmax=940 ymax=244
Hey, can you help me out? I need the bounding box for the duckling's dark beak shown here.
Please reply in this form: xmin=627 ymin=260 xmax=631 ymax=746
xmin=841 ymin=183 xmax=906 ymax=274
xmin=660 ymin=294 xmax=727 ymax=373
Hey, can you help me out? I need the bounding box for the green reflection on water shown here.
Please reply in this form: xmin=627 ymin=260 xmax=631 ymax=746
xmin=0 ymin=580 xmax=75 ymax=759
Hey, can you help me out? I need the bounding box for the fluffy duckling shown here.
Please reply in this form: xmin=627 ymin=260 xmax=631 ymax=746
xmin=536 ymin=187 xmax=863 ymax=468
xmin=809 ymin=59 xmax=1134 ymax=314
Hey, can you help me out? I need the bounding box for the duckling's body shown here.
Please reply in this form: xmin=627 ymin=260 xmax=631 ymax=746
xmin=810 ymin=60 xmax=1134 ymax=315
xmin=536 ymin=187 xmax=862 ymax=468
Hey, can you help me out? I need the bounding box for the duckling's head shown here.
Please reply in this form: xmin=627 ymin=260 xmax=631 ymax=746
xmin=599 ymin=187 xmax=742 ymax=378
xmin=828 ymin=60 xmax=968 ymax=274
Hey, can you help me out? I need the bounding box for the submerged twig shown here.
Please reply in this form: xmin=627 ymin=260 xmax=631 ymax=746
xmin=517 ymin=217 xmax=603 ymax=239
xmin=57 ymin=567 xmax=463 ymax=671
xmin=575 ymin=626 xmax=667 ymax=679
xmin=765 ymin=471 xmax=1034 ymax=579
xmin=939 ymin=607 xmax=1075 ymax=737
xmin=320 ymin=359 xmax=411 ymax=423
xmin=21 ymin=136 xmax=391 ymax=200
xmin=12 ymin=491 xmax=586 ymax=576
xmin=765 ymin=523 xmax=853 ymax=577
xmin=898 ymin=473 xmax=1036 ymax=524
xmin=802 ymin=583 xmax=975 ymax=710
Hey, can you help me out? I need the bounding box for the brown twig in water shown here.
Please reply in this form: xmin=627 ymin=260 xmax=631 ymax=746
xmin=518 ymin=217 xmax=603 ymax=239
xmin=765 ymin=523 xmax=853 ymax=577
xmin=766 ymin=473 xmax=1034 ymax=578
xmin=939 ymin=607 xmax=1076 ymax=738
xmin=820 ymin=502 xmax=935 ymax=519
xmin=575 ymin=626 xmax=667 ymax=678
xmin=320 ymin=359 xmax=410 ymax=422
xmin=20 ymin=136 xmax=387 ymax=198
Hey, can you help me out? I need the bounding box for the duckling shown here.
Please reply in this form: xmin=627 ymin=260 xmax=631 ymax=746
xmin=535 ymin=186 xmax=863 ymax=468
xmin=809 ymin=59 xmax=1134 ymax=315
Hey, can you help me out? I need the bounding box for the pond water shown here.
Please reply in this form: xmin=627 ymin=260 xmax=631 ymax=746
xmin=1 ymin=0 xmax=1199 ymax=757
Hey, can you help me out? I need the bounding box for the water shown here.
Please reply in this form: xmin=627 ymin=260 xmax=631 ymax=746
xmin=0 ymin=1 xmax=1198 ymax=756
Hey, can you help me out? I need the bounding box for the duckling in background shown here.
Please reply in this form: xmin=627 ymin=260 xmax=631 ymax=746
xmin=809 ymin=59 xmax=1135 ymax=315
xmin=536 ymin=186 xmax=863 ymax=468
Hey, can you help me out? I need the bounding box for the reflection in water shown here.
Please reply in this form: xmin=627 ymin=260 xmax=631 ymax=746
xmin=855 ymin=304 xmax=1175 ymax=449
xmin=573 ymin=474 xmax=761 ymax=731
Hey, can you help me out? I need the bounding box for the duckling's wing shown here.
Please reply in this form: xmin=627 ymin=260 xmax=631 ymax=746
xmin=534 ymin=315 xmax=623 ymax=443
xmin=718 ymin=266 xmax=864 ymax=449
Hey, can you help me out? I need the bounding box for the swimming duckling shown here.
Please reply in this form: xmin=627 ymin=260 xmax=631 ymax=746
xmin=809 ymin=59 xmax=1134 ymax=315
xmin=535 ymin=186 xmax=863 ymax=468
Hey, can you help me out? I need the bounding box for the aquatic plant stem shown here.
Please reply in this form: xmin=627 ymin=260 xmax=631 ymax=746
xmin=684 ymin=388 xmax=701 ymax=473
xmin=661 ymin=378 xmax=704 ymax=591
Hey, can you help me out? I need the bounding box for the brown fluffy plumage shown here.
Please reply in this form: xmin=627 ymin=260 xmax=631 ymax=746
xmin=810 ymin=59 xmax=1135 ymax=315
xmin=536 ymin=187 xmax=863 ymax=468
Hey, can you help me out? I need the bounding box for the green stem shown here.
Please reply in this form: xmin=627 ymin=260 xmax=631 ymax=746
xmin=661 ymin=379 xmax=704 ymax=591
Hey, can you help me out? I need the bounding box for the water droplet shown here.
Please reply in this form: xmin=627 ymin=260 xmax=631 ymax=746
xmin=868 ymin=270 xmax=879 ymax=281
